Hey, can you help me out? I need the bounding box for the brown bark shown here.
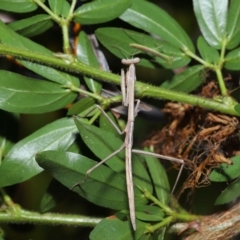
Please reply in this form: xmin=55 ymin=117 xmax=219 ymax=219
xmin=170 ymin=201 xmax=240 ymax=240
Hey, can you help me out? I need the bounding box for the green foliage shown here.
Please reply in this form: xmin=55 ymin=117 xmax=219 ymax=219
xmin=0 ymin=0 xmax=41 ymax=13
xmin=214 ymin=178 xmax=240 ymax=205
xmin=0 ymin=118 xmax=77 ymax=187
xmin=36 ymin=150 xmax=132 ymax=210
xmin=193 ymin=0 xmax=228 ymax=49
xmin=0 ymin=71 xmax=77 ymax=113
xmin=225 ymin=47 xmax=240 ymax=70
xmin=210 ymin=155 xmax=240 ymax=205
xmin=226 ymin=0 xmax=240 ymax=49
xmin=73 ymin=0 xmax=131 ymax=24
xmin=48 ymin=0 xmax=65 ymax=15
xmin=197 ymin=36 xmax=220 ymax=64
xmin=67 ymin=97 xmax=96 ymax=116
xmin=0 ymin=110 xmax=18 ymax=159
xmin=40 ymin=178 xmax=70 ymax=213
xmin=89 ymin=218 xmax=147 ymax=240
xmin=8 ymin=14 xmax=54 ymax=38
xmin=76 ymin=31 xmax=102 ymax=93
xmin=95 ymin=28 xmax=191 ymax=69
xmin=144 ymin=154 xmax=170 ymax=205
xmin=210 ymin=155 xmax=240 ymax=182
xmin=0 ymin=0 xmax=240 ymax=239
xmin=160 ymin=65 xmax=204 ymax=92
xmin=120 ymin=0 xmax=194 ymax=51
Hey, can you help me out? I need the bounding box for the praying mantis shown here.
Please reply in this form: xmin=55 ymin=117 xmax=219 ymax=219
xmin=74 ymin=57 xmax=184 ymax=230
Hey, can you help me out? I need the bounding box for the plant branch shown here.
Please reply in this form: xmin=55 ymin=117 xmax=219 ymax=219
xmin=147 ymin=216 xmax=174 ymax=233
xmin=33 ymin=0 xmax=61 ymax=22
xmin=61 ymin=22 xmax=72 ymax=54
xmin=0 ymin=188 xmax=101 ymax=227
xmin=184 ymin=50 xmax=212 ymax=68
xmin=215 ymin=68 xmax=228 ymax=96
xmin=0 ymin=44 xmax=239 ymax=116
xmin=69 ymin=0 xmax=77 ymax=16
xmin=0 ymin=189 xmax=16 ymax=209
xmin=143 ymin=189 xmax=199 ymax=222
xmin=216 ymin=37 xmax=228 ymax=96
xmin=169 ymin=201 xmax=240 ymax=240
xmin=0 ymin=209 xmax=102 ymax=227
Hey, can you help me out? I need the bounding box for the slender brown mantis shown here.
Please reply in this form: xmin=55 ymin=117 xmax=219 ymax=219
xmin=75 ymin=57 xmax=184 ymax=230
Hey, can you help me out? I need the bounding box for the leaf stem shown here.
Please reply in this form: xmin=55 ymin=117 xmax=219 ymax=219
xmin=61 ymin=22 xmax=72 ymax=54
xmin=69 ymin=0 xmax=77 ymax=16
xmin=216 ymin=37 xmax=228 ymax=96
xmin=185 ymin=47 xmax=228 ymax=97
xmin=89 ymin=110 xmax=102 ymax=125
xmin=69 ymin=85 xmax=103 ymax=101
xmin=146 ymin=216 xmax=174 ymax=233
xmin=143 ymin=189 xmax=173 ymax=215
xmin=143 ymin=190 xmax=199 ymax=227
xmin=33 ymin=0 xmax=61 ymax=22
xmin=215 ymin=68 xmax=228 ymax=96
xmin=35 ymin=0 xmax=74 ymax=54
xmin=0 ymin=188 xmax=17 ymax=209
xmin=185 ymin=50 xmax=212 ymax=68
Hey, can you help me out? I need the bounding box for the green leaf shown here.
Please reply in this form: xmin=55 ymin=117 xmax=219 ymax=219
xmin=0 ymin=71 xmax=77 ymax=114
xmin=234 ymin=104 xmax=240 ymax=114
xmin=135 ymin=205 xmax=164 ymax=222
xmin=0 ymin=118 xmax=77 ymax=187
xmin=48 ymin=0 xmax=65 ymax=15
xmin=74 ymin=116 xmax=125 ymax=172
xmin=0 ymin=20 xmax=79 ymax=87
xmin=120 ymin=0 xmax=194 ymax=52
xmin=67 ymin=139 xmax=81 ymax=154
xmin=8 ymin=14 xmax=54 ymax=38
xmin=74 ymin=0 xmax=131 ymax=24
xmin=96 ymin=27 xmax=155 ymax=68
xmin=224 ymin=47 xmax=240 ymax=70
xmin=0 ymin=0 xmax=41 ymax=13
xmin=144 ymin=152 xmax=170 ymax=204
xmin=36 ymin=150 xmax=146 ymax=210
xmin=60 ymin=1 xmax=70 ymax=18
xmin=76 ymin=31 xmax=102 ymax=93
xmin=21 ymin=60 xmax=80 ymax=86
xmin=90 ymin=218 xmax=132 ymax=240
xmin=90 ymin=218 xmax=147 ymax=240
xmin=197 ymin=36 xmax=220 ymax=63
xmin=67 ymin=98 xmax=95 ymax=115
xmin=0 ymin=110 xmax=18 ymax=159
xmin=99 ymin=111 xmax=119 ymax=135
xmin=215 ymin=178 xmax=240 ymax=205
xmin=157 ymin=228 xmax=166 ymax=240
xmin=74 ymin=118 xmax=153 ymax=194
xmin=132 ymin=153 xmax=153 ymax=195
xmin=161 ymin=65 xmax=204 ymax=93
xmin=96 ymin=28 xmax=190 ymax=69
xmin=226 ymin=0 xmax=240 ymax=49
xmin=210 ymin=155 xmax=240 ymax=182
xmin=40 ymin=178 xmax=70 ymax=213
xmin=0 ymin=20 xmax=45 ymax=52
xmin=193 ymin=0 xmax=228 ymax=49
xmin=139 ymin=234 xmax=151 ymax=240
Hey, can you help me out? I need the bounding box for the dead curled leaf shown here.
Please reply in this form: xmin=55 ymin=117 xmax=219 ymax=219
xmin=143 ymin=81 xmax=240 ymax=196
